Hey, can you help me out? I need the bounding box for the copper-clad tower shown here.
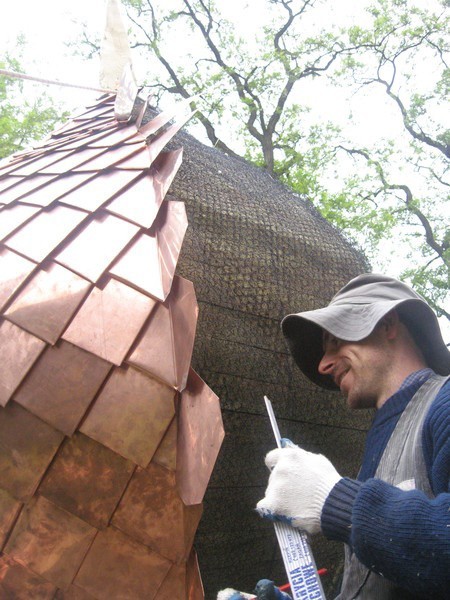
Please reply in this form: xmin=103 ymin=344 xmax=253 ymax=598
xmin=0 ymin=79 xmax=224 ymax=597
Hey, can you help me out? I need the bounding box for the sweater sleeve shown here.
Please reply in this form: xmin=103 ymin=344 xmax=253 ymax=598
xmin=321 ymin=382 xmax=450 ymax=599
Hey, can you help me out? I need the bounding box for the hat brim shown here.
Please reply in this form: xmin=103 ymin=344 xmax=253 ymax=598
xmin=282 ymin=298 xmax=450 ymax=390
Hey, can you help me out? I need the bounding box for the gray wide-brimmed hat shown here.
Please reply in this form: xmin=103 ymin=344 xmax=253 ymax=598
xmin=281 ymin=273 xmax=450 ymax=390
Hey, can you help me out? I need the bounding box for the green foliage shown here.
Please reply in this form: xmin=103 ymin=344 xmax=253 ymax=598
xmin=117 ymin=0 xmax=449 ymax=324
xmin=0 ymin=50 xmax=67 ymax=158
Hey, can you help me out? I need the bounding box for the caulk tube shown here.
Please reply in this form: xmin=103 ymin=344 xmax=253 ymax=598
xmin=263 ymin=397 xmax=326 ymax=600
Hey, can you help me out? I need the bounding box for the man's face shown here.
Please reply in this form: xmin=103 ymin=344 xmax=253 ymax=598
xmin=318 ymin=326 xmax=391 ymax=409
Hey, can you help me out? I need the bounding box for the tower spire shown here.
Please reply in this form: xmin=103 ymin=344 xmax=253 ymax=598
xmin=99 ymin=0 xmax=132 ymax=91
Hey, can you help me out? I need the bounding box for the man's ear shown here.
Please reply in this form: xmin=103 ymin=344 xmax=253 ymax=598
xmin=380 ymin=310 xmax=400 ymax=339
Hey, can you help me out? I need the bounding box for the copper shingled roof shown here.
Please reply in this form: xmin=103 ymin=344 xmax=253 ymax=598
xmin=0 ymin=90 xmax=224 ymax=598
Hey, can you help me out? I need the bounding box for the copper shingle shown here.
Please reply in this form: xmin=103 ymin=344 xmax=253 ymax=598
xmin=39 ymin=432 xmax=134 ymax=529
xmin=4 ymin=262 xmax=92 ymax=344
xmin=177 ymin=369 xmax=225 ymax=505
xmin=80 ymin=365 xmax=175 ymax=466
xmin=0 ymin=555 xmax=57 ymax=599
xmin=0 ymin=320 xmax=46 ymax=406
xmin=105 ymin=174 xmax=162 ymax=229
xmin=0 ymin=174 xmax=56 ymax=205
xmin=24 ymin=172 xmax=94 ymax=207
xmin=55 ymin=213 xmax=139 ymax=282
xmin=14 ymin=341 xmax=111 ymax=435
xmin=127 ymin=276 xmax=198 ymax=390
xmin=0 ymin=203 xmax=41 ymax=239
xmin=112 ymin=145 xmax=152 ymax=169
xmin=39 ymin=147 xmax=111 ymax=175
xmin=57 ymin=169 xmax=141 ymax=213
xmin=112 ymin=463 xmax=203 ymax=562
xmin=4 ymin=205 xmax=88 ymax=263
xmin=63 ymin=278 xmax=156 ymax=365
xmin=106 ymin=149 xmax=183 ymax=229
xmin=79 ymin=142 xmax=144 ymax=171
xmin=74 ymin=526 xmax=172 ymax=600
xmin=0 ymin=489 xmax=22 ymax=549
xmin=0 ymin=174 xmax=24 ymax=194
xmin=152 ymin=416 xmax=177 ymax=471
xmin=54 ymin=584 xmax=98 ymax=599
xmin=0 ymin=401 xmax=63 ymax=500
xmin=0 ymin=248 xmax=36 ymax=311
xmin=4 ymin=495 xmax=96 ymax=588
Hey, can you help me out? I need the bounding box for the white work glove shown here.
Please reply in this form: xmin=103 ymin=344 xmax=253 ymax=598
xmin=256 ymin=444 xmax=341 ymax=534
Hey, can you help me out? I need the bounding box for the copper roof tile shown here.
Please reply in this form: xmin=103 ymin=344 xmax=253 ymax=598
xmin=105 ymin=148 xmax=182 ymax=229
xmin=104 ymin=175 xmax=159 ymax=229
xmin=4 ymin=495 xmax=96 ymax=589
xmin=80 ymin=126 xmax=143 ymax=148
xmin=150 ymin=147 xmax=183 ymax=196
xmin=153 ymin=199 xmax=187 ymax=295
xmin=177 ymin=369 xmax=225 ymax=505
xmin=0 ymin=401 xmax=63 ymax=501
xmin=39 ymin=432 xmax=134 ymax=529
xmin=152 ymin=416 xmax=177 ymax=471
xmin=0 ymin=174 xmax=24 ymax=194
xmin=80 ymin=366 xmax=175 ymax=467
xmin=51 ymin=119 xmax=115 ymax=141
xmin=57 ymin=169 xmax=141 ymax=213
xmin=46 ymin=125 xmax=121 ymax=152
xmin=0 ymin=154 xmax=20 ymax=172
xmin=127 ymin=276 xmax=198 ymax=391
xmin=186 ymin=549 xmax=205 ymax=600
xmin=21 ymin=172 xmax=94 ymax=207
xmin=0 ymin=248 xmax=37 ymax=311
xmin=71 ymin=105 xmax=116 ymax=121
xmin=4 ymin=262 xmax=92 ymax=344
xmin=113 ymin=145 xmax=152 ymax=169
xmin=112 ymin=463 xmax=203 ymax=562
xmin=0 ymin=555 xmax=57 ymax=599
xmin=0 ymin=320 xmax=46 ymax=406
xmin=0 ymin=204 xmax=41 ymax=240
xmin=146 ymin=122 xmax=188 ymax=165
xmin=158 ymin=553 xmax=204 ymax=600
xmin=63 ymin=278 xmax=156 ymax=365
xmin=138 ymin=97 xmax=194 ymax=139
xmin=79 ymin=142 xmax=144 ymax=171
xmin=0 ymin=174 xmax=56 ymax=205
xmin=39 ymin=147 xmax=111 ymax=175
xmin=109 ymin=200 xmax=187 ymax=301
xmin=11 ymin=151 xmax=71 ymax=177
xmin=0 ymin=488 xmax=22 ymax=549
xmin=156 ymin=562 xmax=186 ymax=599
xmin=4 ymin=205 xmax=88 ymax=263
xmin=108 ymin=232 xmax=162 ymax=297
xmin=74 ymin=526 xmax=172 ymax=600
xmin=54 ymin=584 xmax=98 ymax=599
xmin=14 ymin=341 xmax=112 ymax=435
xmin=55 ymin=213 xmax=139 ymax=282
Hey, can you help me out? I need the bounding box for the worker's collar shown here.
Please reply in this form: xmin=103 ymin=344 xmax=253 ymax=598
xmin=398 ymin=368 xmax=434 ymax=392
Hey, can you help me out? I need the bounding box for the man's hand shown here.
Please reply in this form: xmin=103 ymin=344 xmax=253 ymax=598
xmin=217 ymin=579 xmax=292 ymax=599
xmin=256 ymin=445 xmax=341 ymax=534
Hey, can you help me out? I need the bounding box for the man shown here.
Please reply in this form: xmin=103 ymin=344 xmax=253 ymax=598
xmin=256 ymin=273 xmax=450 ymax=599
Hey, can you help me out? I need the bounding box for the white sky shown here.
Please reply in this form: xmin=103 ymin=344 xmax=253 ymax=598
xmin=1 ymin=0 xmax=449 ymax=341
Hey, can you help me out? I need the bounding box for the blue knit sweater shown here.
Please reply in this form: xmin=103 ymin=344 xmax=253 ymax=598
xmin=321 ymin=371 xmax=450 ymax=599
